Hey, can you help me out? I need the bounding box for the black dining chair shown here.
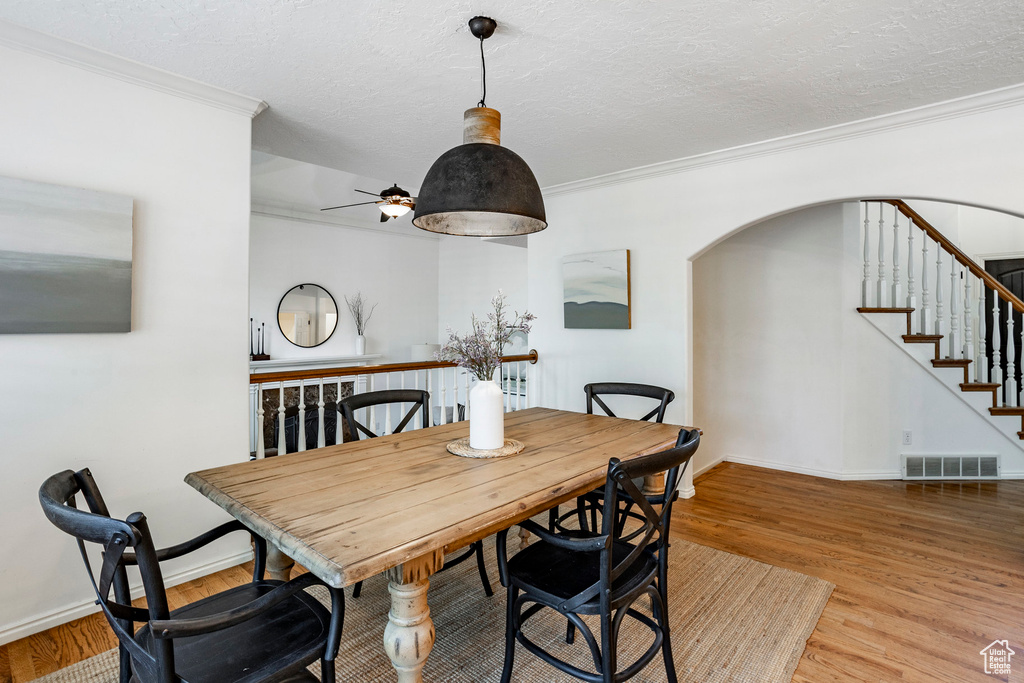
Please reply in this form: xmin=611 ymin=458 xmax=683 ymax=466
xmin=339 ymin=389 xmax=493 ymax=598
xmin=39 ymin=468 xmax=345 ymax=683
xmin=497 ymin=428 xmax=699 ymax=683
xmin=550 ymin=382 xmax=676 ymax=534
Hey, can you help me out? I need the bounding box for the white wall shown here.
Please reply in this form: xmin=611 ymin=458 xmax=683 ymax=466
xmin=0 ymin=46 xmax=254 ymax=642
xmin=250 ymin=213 xmax=439 ymax=361
xmin=528 ymin=92 xmax=1024 ymax=490
xmin=437 ymin=236 xmax=528 ymax=345
xmin=692 ymin=202 xmax=1024 ymax=478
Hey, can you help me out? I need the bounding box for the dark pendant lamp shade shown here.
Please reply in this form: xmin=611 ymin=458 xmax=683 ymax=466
xmin=413 ymin=141 xmax=547 ymax=236
xmin=412 ymin=18 xmax=547 ymax=237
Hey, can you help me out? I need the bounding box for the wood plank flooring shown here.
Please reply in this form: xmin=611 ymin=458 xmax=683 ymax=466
xmin=3 ymin=462 xmax=1022 ymax=682
xmin=673 ymin=463 xmax=1024 ymax=682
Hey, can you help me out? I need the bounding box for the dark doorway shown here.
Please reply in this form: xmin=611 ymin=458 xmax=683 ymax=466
xmin=984 ymin=257 xmax=1024 ymax=397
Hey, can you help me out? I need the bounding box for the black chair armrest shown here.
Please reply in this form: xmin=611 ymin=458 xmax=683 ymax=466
xmin=515 ymin=518 xmax=607 ymax=552
xmin=123 ymin=520 xmax=250 ymax=565
xmin=150 ymin=572 xmax=328 ymax=639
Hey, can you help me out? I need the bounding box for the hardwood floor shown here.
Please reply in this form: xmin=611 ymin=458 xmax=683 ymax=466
xmin=3 ymin=463 xmax=1022 ymax=682
xmin=674 ymin=463 xmax=1024 ymax=682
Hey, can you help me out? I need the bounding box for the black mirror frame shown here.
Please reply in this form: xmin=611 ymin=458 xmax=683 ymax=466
xmin=277 ymin=283 xmax=339 ymax=349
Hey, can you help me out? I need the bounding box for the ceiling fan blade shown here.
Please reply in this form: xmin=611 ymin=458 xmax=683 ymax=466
xmin=354 ymin=189 xmax=382 ymax=197
xmin=320 ymin=200 xmax=381 ymax=211
xmin=380 ymin=212 xmax=391 ymax=223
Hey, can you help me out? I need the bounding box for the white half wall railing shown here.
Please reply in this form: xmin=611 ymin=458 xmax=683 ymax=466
xmin=860 ymin=199 xmax=1024 ymax=406
xmin=248 ymin=351 xmax=538 ymax=458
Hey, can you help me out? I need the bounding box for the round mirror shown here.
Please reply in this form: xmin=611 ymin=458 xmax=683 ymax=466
xmin=277 ymin=283 xmax=339 ymax=348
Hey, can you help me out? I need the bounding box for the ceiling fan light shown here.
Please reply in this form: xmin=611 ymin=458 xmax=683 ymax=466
xmin=380 ymin=202 xmax=412 ymax=218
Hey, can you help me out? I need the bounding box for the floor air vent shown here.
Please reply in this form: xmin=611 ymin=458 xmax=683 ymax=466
xmin=903 ymin=455 xmax=1000 ymax=480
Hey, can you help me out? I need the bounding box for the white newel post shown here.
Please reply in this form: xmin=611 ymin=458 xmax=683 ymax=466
xmin=993 ymin=291 xmax=1003 ymax=399
xmin=877 ymin=204 xmax=888 ymax=307
xmin=934 ymin=248 xmax=944 ymax=337
xmin=977 ymin=279 xmax=987 ymax=383
xmin=948 ymin=261 xmax=959 ymax=359
xmin=862 ymin=206 xmax=871 ymax=307
xmin=1007 ymin=309 xmax=1017 ymax=406
xmin=906 ymin=220 xmax=916 ymax=324
xmin=920 ymin=236 xmax=932 ymax=333
xmin=963 ymin=272 xmax=974 ymax=381
xmin=891 ymin=206 xmax=901 ymax=307
xmin=469 ymin=372 xmax=504 ymax=449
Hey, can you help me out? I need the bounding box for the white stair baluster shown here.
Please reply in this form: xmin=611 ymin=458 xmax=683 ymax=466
xmin=413 ymin=371 xmax=421 ymax=430
xmin=934 ymin=248 xmax=944 ymax=337
xmin=992 ymin=291 xmax=1002 ymax=399
xmin=1006 ymin=308 xmax=1017 ymax=406
xmin=862 ymin=205 xmax=871 ymax=307
xmin=516 ymin=362 xmax=523 ymax=411
xmin=277 ymin=382 xmax=287 ymax=455
xmin=877 ymin=203 xmax=888 ymax=307
xmin=317 ymin=378 xmax=326 ymax=448
xmin=977 ymin=279 xmax=987 ymax=383
xmin=906 ymin=219 xmax=916 ymax=326
xmin=384 ymin=374 xmax=392 ymax=434
xmin=297 ymin=379 xmax=306 ymax=452
xmin=336 ymin=378 xmax=344 ymax=444
xmin=369 ymin=374 xmax=376 ymax=436
xmin=963 ymin=271 xmax=973 ymax=381
xmin=920 ymin=235 xmax=931 ymax=333
xmin=425 ymin=369 xmax=433 ymax=427
xmin=948 ymin=261 xmax=959 ymax=359
xmin=453 ymin=368 xmax=460 ymax=423
xmin=440 ymin=367 xmax=448 ymax=425
xmin=256 ymin=383 xmax=265 ymax=459
xmin=891 ymin=206 xmax=900 ymax=307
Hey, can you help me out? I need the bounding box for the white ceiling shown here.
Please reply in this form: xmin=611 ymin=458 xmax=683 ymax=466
xmin=2 ymin=1 xmax=1023 ymax=188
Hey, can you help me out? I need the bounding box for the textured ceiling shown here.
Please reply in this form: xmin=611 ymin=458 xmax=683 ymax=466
xmin=2 ymin=1 xmax=1023 ymax=188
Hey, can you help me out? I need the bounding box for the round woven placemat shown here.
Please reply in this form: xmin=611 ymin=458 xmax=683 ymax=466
xmin=446 ymin=437 xmax=526 ymax=458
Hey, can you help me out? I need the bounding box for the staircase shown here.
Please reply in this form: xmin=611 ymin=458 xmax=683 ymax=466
xmin=858 ymin=199 xmax=1024 ymax=442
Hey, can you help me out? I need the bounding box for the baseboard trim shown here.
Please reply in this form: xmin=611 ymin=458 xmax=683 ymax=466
xmin=0 ymin=550 xmax=252 ymax=646
xmin=725 ymin=455 xmax=901 ymax=481
xmin=694 ymin=456 xmax=727 ymax=478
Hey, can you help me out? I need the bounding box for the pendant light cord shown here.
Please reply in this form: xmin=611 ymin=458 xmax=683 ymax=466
xmin=477 ymin=36 xmax=487 ymax=107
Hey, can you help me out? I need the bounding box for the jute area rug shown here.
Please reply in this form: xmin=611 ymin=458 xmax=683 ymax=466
xmin=37 ymin=538 xmax=833 ymax=682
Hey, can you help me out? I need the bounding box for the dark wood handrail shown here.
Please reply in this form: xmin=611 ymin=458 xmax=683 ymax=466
xmin=867 ymin=199 xmax=1024 ymax=315
xmin=250 ymin=349 xmax=539 ymax=384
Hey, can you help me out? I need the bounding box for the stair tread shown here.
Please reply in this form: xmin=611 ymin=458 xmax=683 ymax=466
xmin=960 ymin=383 xmax=1000 ymax=391
xmin=857 ymin=307 xmax=914 ymax=313
xmin=903 ymin=334 xmax=942 ymax=342
xmin=932 ymin=358 xmax=972 ymax=366
xmin=990 ymin=406 xmax=1024 ymax=415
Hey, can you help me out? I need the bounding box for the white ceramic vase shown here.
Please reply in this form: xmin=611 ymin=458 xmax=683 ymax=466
xmin=355 ymin=334 xmax=366 ymax=355
xmin=469 ymin=378 xmax=504 ymax=450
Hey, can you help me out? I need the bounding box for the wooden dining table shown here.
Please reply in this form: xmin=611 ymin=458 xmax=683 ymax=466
xmin=186 ymin=406 xmax=683 ymax=682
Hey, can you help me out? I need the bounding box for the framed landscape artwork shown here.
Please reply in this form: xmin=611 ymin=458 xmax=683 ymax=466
xmin=0 ymin=175 xmax=133 ymax=333
xmin=562 ymin=249 xmax=631 ymax=329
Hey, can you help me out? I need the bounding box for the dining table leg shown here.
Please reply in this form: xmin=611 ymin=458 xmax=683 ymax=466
xmin=383 ymin=549 xmax=444 ymax=682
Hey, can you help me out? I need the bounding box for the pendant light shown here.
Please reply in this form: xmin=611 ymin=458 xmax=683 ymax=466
xmin=413 ymin=16 xmax=547 ymax=237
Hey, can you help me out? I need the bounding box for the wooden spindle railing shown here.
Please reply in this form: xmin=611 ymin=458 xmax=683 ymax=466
xmin=862 ymin=199 xmax=1024 ymax=406
xmin=249 ymin=351 xmax=539 ymax=458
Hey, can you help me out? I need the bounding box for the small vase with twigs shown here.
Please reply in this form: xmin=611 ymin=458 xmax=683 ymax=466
xmin=345 ymin=292 xmax=377 ymax=355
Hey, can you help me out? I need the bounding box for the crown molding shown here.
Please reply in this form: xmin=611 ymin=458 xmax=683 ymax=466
xmin=251 ymin=201 xmax=439 ymax=241
xmin=542 ymin=82 xmax=1024 ymax=198
xmin=0 ymin=20 xmax=267 ymax=119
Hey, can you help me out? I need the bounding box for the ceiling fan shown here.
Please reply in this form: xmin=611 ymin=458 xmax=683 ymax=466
xmin=320 ymin=184 xmax=416 ymax=222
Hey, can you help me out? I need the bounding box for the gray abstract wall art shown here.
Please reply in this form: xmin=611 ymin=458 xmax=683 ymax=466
xmin=0 ymin=176 xmax=133 ymax=333
xmin=562 ymin=249 xmax=631 ymax=329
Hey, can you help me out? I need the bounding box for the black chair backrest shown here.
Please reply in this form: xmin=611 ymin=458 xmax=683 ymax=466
xmin=563 ymin=429 xmax=699 ymax=612
xmin=584 ymin=382 xmax=675 ymax=423
xmin=39 ymin=469 xmax=173 ymax=682
xmin=338 ymin=389 xmax=430 ymax=441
